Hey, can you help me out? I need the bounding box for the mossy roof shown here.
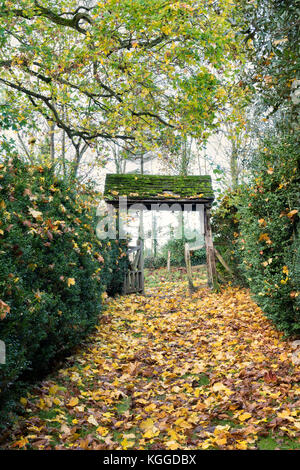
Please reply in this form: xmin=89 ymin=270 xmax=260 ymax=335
xmin=104 ymin=174 xmax=214 ymax=203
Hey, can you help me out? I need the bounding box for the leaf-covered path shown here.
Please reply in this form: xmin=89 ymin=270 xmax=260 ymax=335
xmin=5 ymin=274 xmax=300 ymax=450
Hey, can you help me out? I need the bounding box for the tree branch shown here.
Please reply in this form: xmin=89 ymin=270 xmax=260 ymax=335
xmin=0 ymin=1 xmax=93 ymax=34
xmin=0 ymin=77 xmax=135 ymax=143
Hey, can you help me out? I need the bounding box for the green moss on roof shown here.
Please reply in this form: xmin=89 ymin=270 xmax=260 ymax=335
xmin=104 ymin=174 xmax=214 ymax=201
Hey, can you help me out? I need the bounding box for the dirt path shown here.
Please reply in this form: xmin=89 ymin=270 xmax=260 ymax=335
xmin=4 ymin=279 xmax=300 ymax=450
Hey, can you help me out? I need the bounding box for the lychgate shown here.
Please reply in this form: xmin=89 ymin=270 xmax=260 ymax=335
xmin=104 ymin=174 xmax=217 ymax=293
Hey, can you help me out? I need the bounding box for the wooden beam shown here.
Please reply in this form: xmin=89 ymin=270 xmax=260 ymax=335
xmin=189 ymin=244 xmax=204 ymax=252
xmin=214 ymin=248 xmax=234 ymax=277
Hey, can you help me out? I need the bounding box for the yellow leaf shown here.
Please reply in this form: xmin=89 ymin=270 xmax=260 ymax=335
xmin=96 ymin=426 xmax=109 ymax=436
xmin=258 ymin=218 xmax=266 ymax=226
xmin=144 ymin=403 xmax=156 ymax=412
xmin=38 ymin=398 xmax=46 ymax=409
xmin=49 ymin=385 xmax=59 ymax=395
xmin=140 ymin=418 xmax=155 ymax=432
xmin=236 ymin=441 xmax=248 ymax=450
xmin=279 ymin=352 xmax=288 ymax=361
xmin=67 ymin=397 xmax=79 ymax=407
xmin=278 ymin=409 xmax=290 ymax=419
xmin=67 ymin=278 xmax=75 ymax=287
xmin=12 ymin=437 xmax=29 ymax=448
xmin=239 ymin=412 xmax=252 ymax=422
xmin=287 ymin=209 xmax=298 ymax=218
xmin=174 ymin=417 xmax=191 ymax=429
xmin=121 ymin=437 xmax=134 ymax=449
xmin=165 ymin=440 xmax=180 ymax=450
xmin=259 ymin=233 xmax=271 ymax=243
xmin=282 ymin=266 xmax=289 ymax=275
xmin=215 ymin=437 xmax=227 ymax=446
xmin=87 ymin=415 xmax=98 ymax=426
xmin=212 ymin=382 xmax=232 ymax=395
xmin=167 ymin=429 xmax=180 ymax=441
xmin=140 ymin=418 xmax=159 ymax=439
xmin=143 ymin=429 xmax=158 ymax=439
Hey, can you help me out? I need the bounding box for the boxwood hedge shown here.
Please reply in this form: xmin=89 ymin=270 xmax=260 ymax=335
xmin=212 ymin=134 xmax=300 ymax=335
xmin=0 ymin=156 xmax=128 ymax=428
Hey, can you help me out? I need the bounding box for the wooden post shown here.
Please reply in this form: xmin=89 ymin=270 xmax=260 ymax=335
xmin=185 ymin=243 xmax=196 ymax=292
xmin=167 ymin=250 xmax=171 ymax=271
xmin=204 ymin=207 xmax=218 ymax=289
xmin=139 ymin=239 xmax=145 ymax=294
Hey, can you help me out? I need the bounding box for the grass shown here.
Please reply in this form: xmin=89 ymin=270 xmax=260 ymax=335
xmin=257 ymin=433 xmax=300 ymax=450
xmin=116 ymin=396 xmax=132 ymax=415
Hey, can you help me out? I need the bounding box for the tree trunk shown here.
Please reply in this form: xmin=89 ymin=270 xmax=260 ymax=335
xmin=204 ymin=207 xmax=218 ymax=289
xmin=230 ymin=143 xmax=238 ymax=189
xmin=167 ymin=251 xmax=171 ymax=271
xmin=49 ymin=122 xmax=55 ymax=165
xmin=152 ymin=211 xmax=158 ymax=257
xmin=61 ymin=106 xmax=66 ymax=177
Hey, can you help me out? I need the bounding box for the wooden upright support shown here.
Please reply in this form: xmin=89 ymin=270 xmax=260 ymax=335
xmin=167 ymin=251 xmax=171 ymax=272
xmin=204 ymin=207 xmax=218 ymax=289
xmin=139 ymin=239 xmax=145 ymax=294
xmin=184 ymin=243 xmax=195 ymax=291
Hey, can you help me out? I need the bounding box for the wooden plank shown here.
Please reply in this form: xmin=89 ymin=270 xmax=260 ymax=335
xmin=132 ymin=249 xmax=140 ymax=270
xmin=214 ymin=248 xmax=234 ymax=276
xmin=123 ymin=239 xmax=144 ymax=294
xmin=189 ymin=244 xmax=204 ymax=252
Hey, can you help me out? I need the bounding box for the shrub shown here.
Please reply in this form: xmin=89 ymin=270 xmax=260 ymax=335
xmin=211 ymin=190 xmax=248 ymax=285
xmin=0 ymin=156 xmax=128 ymax=428
xmin=237 ymin=136 xmax=299 ymax=335
xmin=214 ymin=134 xmax=299 ymax=335
xmin=161 ymin=238 xmax=206 ymax=267
xmin=105 ymin=239 xmax=129 ymax=296
xmin=144 ymin=256 xmax=166 ymax=270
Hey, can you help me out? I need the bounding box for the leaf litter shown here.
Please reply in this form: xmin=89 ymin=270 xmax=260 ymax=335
xmin=4 ymin=277 xmax=300 ymax=450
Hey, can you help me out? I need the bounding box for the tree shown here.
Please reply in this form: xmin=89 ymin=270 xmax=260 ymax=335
xmin=0 ymin=0 xmax=244 ymax=163
xmin=160 ymin=134 xmax=196 ymax=176
xmin=235 ymin=0 xmax=299 ymax=131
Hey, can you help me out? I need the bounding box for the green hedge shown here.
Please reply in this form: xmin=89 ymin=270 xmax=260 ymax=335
xmin=237 ymin=137 xmax=299 ymax=335
xmin=162 ymin=238 xmax=206 ymax=267
xmin=144 ymin=256 xmax=166 ymax=270
xmin=0 ymin=156 xmax=128 ymax=428
xmin=212 ymin=135 xmax=300 ymax=335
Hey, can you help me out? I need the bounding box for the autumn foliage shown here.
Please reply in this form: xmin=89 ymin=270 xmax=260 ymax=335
xmin=2 ymin=280 xmax=300 ymax=450
xmin=213 ymin=135 xmax=300 ymax=335
xmin=0 ymin=156 xmax=128 ymax=427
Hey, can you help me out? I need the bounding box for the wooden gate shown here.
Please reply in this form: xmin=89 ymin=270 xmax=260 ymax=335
xmin=123 ymin=239 xmax=144 ymax=294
